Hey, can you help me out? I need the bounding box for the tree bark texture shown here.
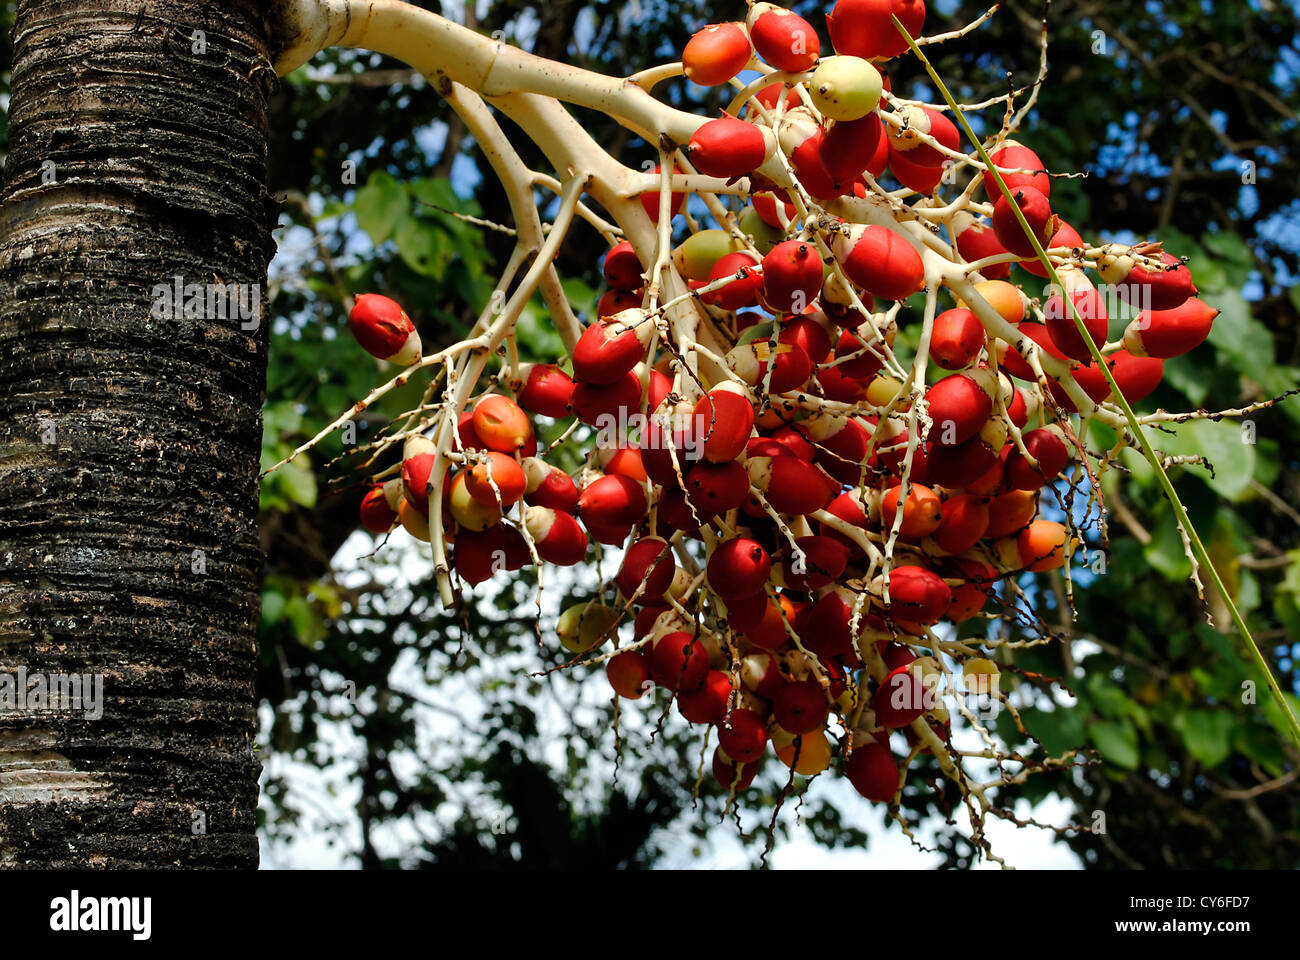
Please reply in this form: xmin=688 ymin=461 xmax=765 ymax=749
xmin=0 ymin=0 xmax=278 ymax=868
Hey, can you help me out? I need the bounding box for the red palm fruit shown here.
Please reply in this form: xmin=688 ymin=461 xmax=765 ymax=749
xmin=747 ymin=455 xmax=839 ymax=516
xmin=820 ymin=490 xmax=871 ymax=556
xmin=616 ymin=536 xmax=676 ymax=602
xmin=1044 ymin=270 xmax=1109 ymax=362
xmin=817 ymin=363 xmax=871 ymax=403
xmin=472 ymin=394 xmax=534 ymax=453
xmin=930 ymin=308 xmax=985 ymax=369
xmin=744 ymin=594 xmax=796 ymax=650
xmin=753 ymin=190 xmax=796 ymax=229
xmin=602 ymin=240 xmax=644 ymax=291
xmin=986 ymin=142 xmax=1050 ymax=198
xmin=965 ymin=450 xmax=1005 ymax=496
xmin=1005 ymin=426 xmax=1069 ymax=491
xmin=683 ymin=23 xmax=752 ymax=86
xmin=648 ymin=369 xmax=672 ymax=412
xmin=753 ymin=82 xmax=803 ymax=114
xmin=572 ymin=311 xmax=652 ymax=385
xmin=694 ymin=384 xmax=755 ymax=463
xmin=689 ymin=115 xmax=769 ymax=178
xmin=522 ymin=457 xmax=579 ymax=513
xmin=886 ymin=105 xmax=959 ymax=168
xmin=927 ymin=371 xmax=994 ymax=446
xmin=657 ymin=486 xmax=702 ymax=533
xmin=360 ymin=485 xmax=398 ymax=533
xmin=713 ymin=746 xmax=761 ymax=791
xmin=741 ymin=651 xmax=786 ymax=699
xmin=703 ymin=251 xmax=763 ymax=310
xmin=780 ymin=312 xmax=835 ymax=365
xmin=931 ymin=493 xmax=989 ymax=555
xmin=834 ymin=325 xmax=886 ymax=379
xmin=769 ymin=426 xmax=815 ymax=462
xmin=1099 ymin=247 xmax=1196 ymax=311
xmin=1006 ymin=387 xmax=1033 ymax=428
xmin=708 ymin=537 xmax=773 ymax=600
xmin=348 ymin=293 xmax=422 ymax=364
xmin=457 ymin=410 xmax=487 ymax=452
xmin=877 ymin=640 xmax=916 ymax=672
xmin=790 ymin=126 xmax=847 ymax=200
xmin=607 ymin=650 xmax=652 ymax=699
xmin=524 ymin=506 xmax=588 ymax=566
xmin=881 ymin=482 xmax=942 ymax=538
xmin=984 ymin=488 xmax=1038 ymax=538
xmin=998 ymin=322 xmax=1068 ymax=381
xmin=454 ymin=528 xmax=507 ymax=585
xmin=820 ymin=114 xmax=887 ymax=185
xmin=643 ymin=408 xmax=702 ymax=487
xmin=872 ymin=663 xmax=928 ymax=728
xmin=1021 ymin=219 xmax=1084 ymax=278
xmin=748 ymin=3 xmax=820 ymax=71
xmin=585 ymin=516 xmax=633 ymax=547
xmin=1125 ymin=297 xmax=1217 ymax=358
xmin=951 ymin=213 xmax=1012 ymax=280
xmin=1018 ymin=519 xmax=1069 ymax=572
xmin=887 ymin=144 xmax=946 ymax=194
xmin=874 ymin=428 xmax=929 ymax=481
xmin=402 ymin=451 xmax=438 ymax=513
xmin=578 ymin=474 xmax=647 ymax=529
xmin=774 ymin=679 xmax=828 ymax=736
xmin=727 ymin=340 xmax=814 ymax=394
xmin=845 ymin=741 xmax=899 ymax=803
xmin=514 ymin=363 xmax=574 ymax=418
xmin=464 ymin=452 xmax=527 ymax=507
xmin=596 ymin=288 xmax=642 ymax=318
xmin=680 ymin=670 xmax=734 ymax=725
xmin=718 ymin=708 xmax=769 ymax=763
xmin=947 ymin=556 xmax=996 ymax=621
xmin=600 ymin=444 xmax=647 ymax=483
xmin=991 ymin=186 xmax=1055 ymax=259
xmin=571 ymin=370 xmax=643 ymax=425
xmin=808 ymin=415 xmax=871 ymax=484
xmin=726 ymin=589 xmax=771 ymax=634
xmin=1087 ymin=350 xmax=1165 ymax=405
xmin=884 ymin=564 xmax=951 ymax=625
xmin=828 ymin=0 xmax=926 ymax=61
xmin=835 ymin=224 xmax=926 ymax=301
xmin=685 ymin=459 xmax=750 ymax=514
xmin=638 ymin=164 xmax=686 ymax=222
xmin=651 ymin=631 xmax=710 ymax=691
xmin=799 ymin=588 xmax=855 ymax=659
xmin=761 ymin=240 xmax=825 ymax=314
xmin=632 ymin=604 xmax=670 ymax=640
xmin=780 ymin=535 xmax=851 ymax=591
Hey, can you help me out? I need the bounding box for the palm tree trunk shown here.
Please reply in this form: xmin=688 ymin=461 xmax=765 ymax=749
xmin=0 ymin=0 xmax=275 ymax=868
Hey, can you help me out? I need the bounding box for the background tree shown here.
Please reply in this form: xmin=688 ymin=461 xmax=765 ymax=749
xmin=0 ymin=0 xmax=273 ymax=867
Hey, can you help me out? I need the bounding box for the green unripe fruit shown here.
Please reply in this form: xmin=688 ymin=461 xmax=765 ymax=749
xmin=672 ymin=229 xmax=745 ymax=281
xmin=810 ymin=56 xmax=883 ymax=123
xmin=557 ymin=602 xmax=620 ymax=653
xmin=738 ymin=207 xmax=783 ymax=255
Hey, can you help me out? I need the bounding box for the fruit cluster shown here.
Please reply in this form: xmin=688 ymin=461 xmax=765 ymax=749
xmin=332 ymin=0 xmax=1223 ymax=817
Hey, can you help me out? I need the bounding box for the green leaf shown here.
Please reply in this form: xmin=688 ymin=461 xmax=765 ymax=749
xmin=1173 ymin=709 xmax=1234 ymax=768
xmin=1156 ymin=418 xmax=1255 ymax=500
xmin=278 ymin=457 xmax=318 ymax=509
xmin=1024 ymin=706 xmax=1086 ymax=756
xmin=394 ymin=217 xmax=447 ymax=277
xmin=1201 ymin=230 xmax=1252 ymax=266
xmin=1088 ymin=719 xmax=1140 ymax=769
xmin=353 ymin=172 xmax=408 ymax=246
xmin=1204 ymin=290 xmax=1275 ymax=375
xmin=260 ymin=590 xmax=287 ymax=629
xmin=1144 ymin=508 xmax=1192 ymax=581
